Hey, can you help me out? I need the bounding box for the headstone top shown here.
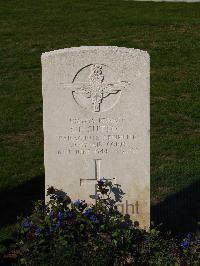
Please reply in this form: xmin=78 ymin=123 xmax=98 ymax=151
xmin=41 ymin=46 xmax=149 ymax=61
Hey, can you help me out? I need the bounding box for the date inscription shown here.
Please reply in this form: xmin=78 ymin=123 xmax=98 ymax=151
xmin=57 ymin=117 xmax=136 ymax=156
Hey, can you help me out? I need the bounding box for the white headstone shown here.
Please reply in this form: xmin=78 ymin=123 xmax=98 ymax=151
xmin=42 ymin=46 xmax=150 ymax=229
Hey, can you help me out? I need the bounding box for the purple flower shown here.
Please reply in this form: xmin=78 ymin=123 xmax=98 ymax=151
xmin=89 ymin=215 xmax=96 ymax=222
xmin=22 ymin=220 xmax=32 ymax=229
xmin=181 ymin=239 xmax=189 ymax=249
xmin=74 ymin=199 xmax=81 ymax=206
xmin=58 ymin=212 xmax=63 ymax=220
xmin=98 ymin=178 xmax=105 ymax=187
xmin=84 ymin=208 xmax=92 ymax=217
xmin=187 ymin=233 xmax=192 ymax=240
xmin=35 ymin=227 xmax=43 ymax=234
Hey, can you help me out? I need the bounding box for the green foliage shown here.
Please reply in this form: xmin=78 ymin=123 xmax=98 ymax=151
xmin=1 ymin=180 xmax=199 ymax=265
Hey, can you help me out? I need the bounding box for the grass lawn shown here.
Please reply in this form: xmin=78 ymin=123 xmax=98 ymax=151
xmin=0 ymin=0 xmax=200 ymax=235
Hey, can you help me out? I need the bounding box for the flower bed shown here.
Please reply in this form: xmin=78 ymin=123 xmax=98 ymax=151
xmin=1 ymin=179 xmax=199 ymax=265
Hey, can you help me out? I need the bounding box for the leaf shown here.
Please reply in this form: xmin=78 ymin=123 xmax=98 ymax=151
xmin=0 ymin=244 xmax=7 ymax=255
xmin=80 ymin=224 xmax=84 ymax=231
xmin=112 ymin=231 xmax=119 ymax=238
xmin=112 ymin=239 xmax=118 ymax=246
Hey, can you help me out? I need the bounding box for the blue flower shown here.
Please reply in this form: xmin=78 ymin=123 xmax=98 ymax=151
xmin=120 ymin=221 xmax=129 ymax=229
xmin=89 ymin=215 xmax=96 ymax=222
xmin=35 ymin=227 xmax=43 ymax=234
xmin=181 ymin=239 xmax=189 ymax=249
xmin=74 ymin=199 xmax=81 ymax=206
xmin=58 ymin=212 xmax=63 ymax=220
xmin=49 ymin=211 xmax=54 ymax=219
xmin=187 ymin=233 xmax=192 ymax=240
xmin=67 ymin=211 xmax=73 ymax=218
xmin=22 ymin=220 xmax=32 ymax=229
xmin=84 ymin=208 xmax=92 ymax=217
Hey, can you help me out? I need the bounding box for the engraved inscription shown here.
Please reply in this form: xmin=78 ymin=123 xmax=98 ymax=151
xmin=57 ymin=117 xmax=136 ymax=157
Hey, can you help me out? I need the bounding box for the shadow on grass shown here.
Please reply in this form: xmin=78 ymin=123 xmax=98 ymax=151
xmin=151 ymin=179 xmax=200 ymax=237
xmin=0 ymin=174 xmax=45 ymax=229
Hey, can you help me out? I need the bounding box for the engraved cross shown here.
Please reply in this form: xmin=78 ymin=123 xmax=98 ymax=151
xmin=80 ymin=159 xmax=116 ymax=201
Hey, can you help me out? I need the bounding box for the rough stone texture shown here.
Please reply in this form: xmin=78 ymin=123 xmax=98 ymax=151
xmin=42 ymin=46 xmax=150 ymax=229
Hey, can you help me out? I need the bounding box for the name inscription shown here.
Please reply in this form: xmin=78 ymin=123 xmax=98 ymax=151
xmin=57 ymin=117 xmax=136 ymax=156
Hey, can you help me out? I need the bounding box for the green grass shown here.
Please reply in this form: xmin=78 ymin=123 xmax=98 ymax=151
xmin=0 ymin=0 xmax=199 ymax=213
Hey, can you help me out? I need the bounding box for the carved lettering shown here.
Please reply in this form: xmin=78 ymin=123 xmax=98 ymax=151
xmin=57 ymin=116 xmax=136 ymax=157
